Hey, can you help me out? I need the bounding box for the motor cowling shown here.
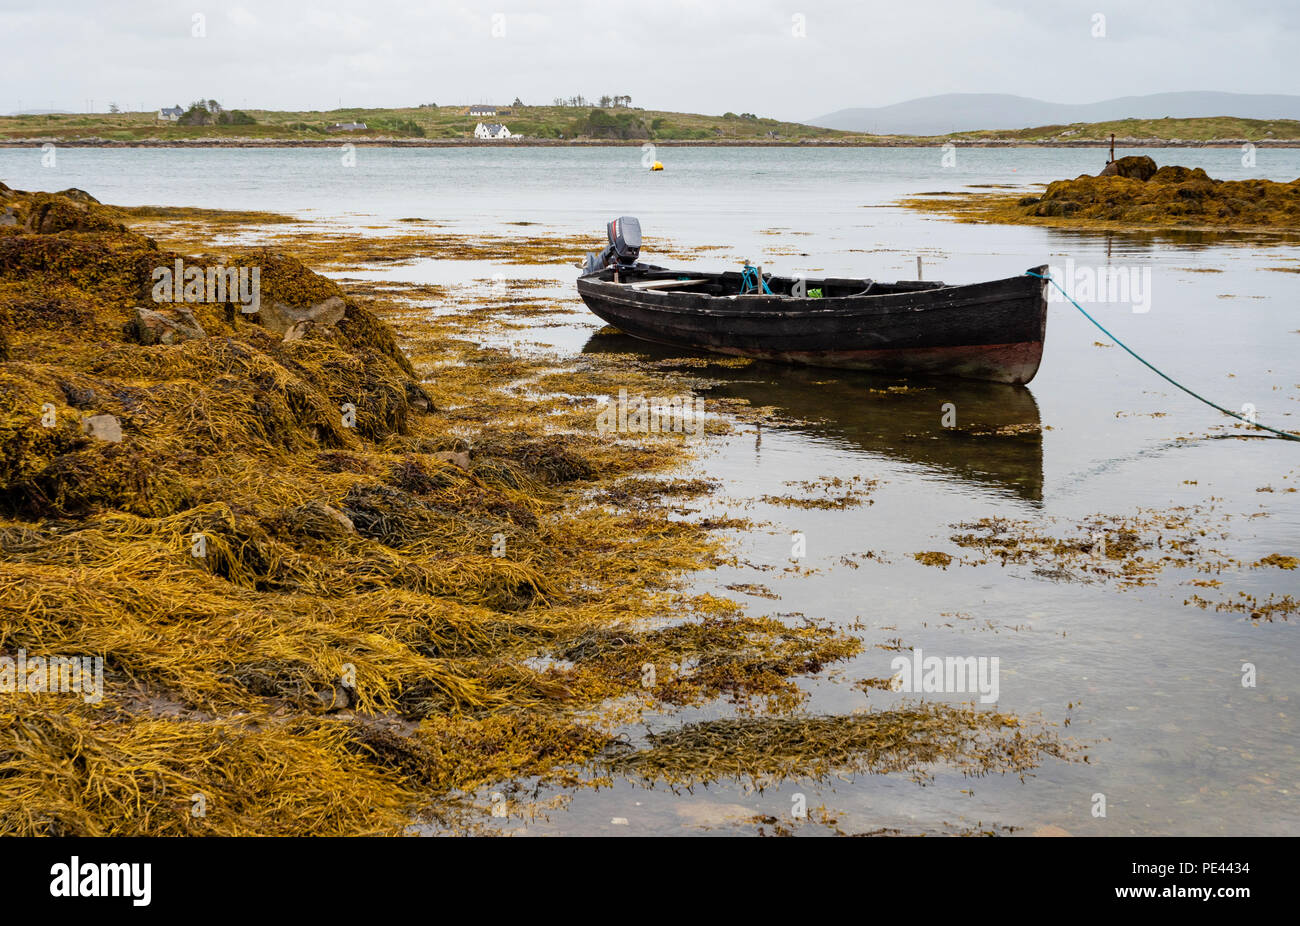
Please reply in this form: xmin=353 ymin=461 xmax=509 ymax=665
xmin=582 ymin=216 xmax=642 ymax=273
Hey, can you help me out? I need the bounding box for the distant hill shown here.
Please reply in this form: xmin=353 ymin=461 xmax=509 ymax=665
xmin=2 ymin=105 xmax=1297 ymax=147
xmin=947 ymin=116 xmax=1300 ymax=144
xmin=0 ymin=104 xmax=844 ymax=144
xmin=810 ymin=92 xmax=1300 ymax=135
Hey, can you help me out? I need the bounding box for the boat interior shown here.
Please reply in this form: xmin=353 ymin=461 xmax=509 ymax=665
xmin=594 ymin=266 xmax=948 ymax=299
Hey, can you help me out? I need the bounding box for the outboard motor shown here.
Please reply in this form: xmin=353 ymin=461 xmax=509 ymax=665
xmin=582 ymin=216 xmax=642 ymax=274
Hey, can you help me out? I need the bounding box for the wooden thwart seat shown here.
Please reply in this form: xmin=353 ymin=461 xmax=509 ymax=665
xmin=626 ymin=278 xmax=711 ymax=291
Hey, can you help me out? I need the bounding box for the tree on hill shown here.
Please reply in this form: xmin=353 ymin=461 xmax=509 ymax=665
xmin=570 ymin=108 xmax=649 ymax=139
xmin=372 ymin=117 xmax=425 ymax=137
xmin=178 ymin=102 xmax=215 ymax=125
xmin=178 ymin=100 xmax=255 ymax=126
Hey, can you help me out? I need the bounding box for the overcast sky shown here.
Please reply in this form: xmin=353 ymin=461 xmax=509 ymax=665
xmin=3 ymin=0 xmax=1297 ymax=120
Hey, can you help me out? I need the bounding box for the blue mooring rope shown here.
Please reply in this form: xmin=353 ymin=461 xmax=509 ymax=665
xmin=1025 ymin=270 xmax=1299 ymax=442
xmin=740 ymin=263 xmax=773 ymax=295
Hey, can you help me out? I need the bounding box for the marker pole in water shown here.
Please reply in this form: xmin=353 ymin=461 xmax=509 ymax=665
xmin=917 ymin=256 xmax=923 ymax=280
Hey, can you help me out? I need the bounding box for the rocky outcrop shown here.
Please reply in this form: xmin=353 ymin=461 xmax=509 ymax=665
xmin=21 ymin=193 xmax=126 ymax=234
xmin=1151 ymin=165 xmax=1211 ymax=184
xmin=54 ymin=188 xmax=101 ymax=205
xmin=1011 ymin=159 xmax=1300 ymax=228
xmin=213 ymin=248 xmax=350 ymax=337
xmin=0 ymin=185 xmax=435 ymax=519
xmin=1098 ymin=155 xmax=1157 ymax=181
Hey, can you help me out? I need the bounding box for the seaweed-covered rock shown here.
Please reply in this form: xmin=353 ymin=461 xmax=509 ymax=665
xmin=0 ymin=186 xmax=433 ymax=520
xmin=1152 ymin=165 xmax=1211 ymax=184
xmin=1017 ymin=161 xmax=1300 ymax=228
xmin=221 ymin=249 xmax=347 ymax=336
xmin=54 ymin=188 xmax=101 ymax=205
xmin=21 ymin=193 xmax=126 ymax=235
xmin=1175 ymin=180 xmax=1217 ymax=201
xmin=1098 ymin=155 xmax=1157 ymax=181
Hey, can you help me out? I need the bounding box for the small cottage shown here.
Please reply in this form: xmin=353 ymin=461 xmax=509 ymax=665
xmin=157 ymin=106 xmax=184 ymax=122
xmin=474 ymin=122 xmax=512 ymax=140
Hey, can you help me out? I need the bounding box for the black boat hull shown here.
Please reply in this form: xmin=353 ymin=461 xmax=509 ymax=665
xmin=576 ymin=266 xmax=1050 ymax=384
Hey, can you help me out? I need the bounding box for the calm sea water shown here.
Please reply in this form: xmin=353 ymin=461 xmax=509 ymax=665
xmin=3 ymin=146 xmax=1297 ymax=835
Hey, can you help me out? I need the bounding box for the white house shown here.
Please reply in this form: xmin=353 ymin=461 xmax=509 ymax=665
xmin=327 ymin=122 xmax=367 ymax=132
xmin=468 ymin=105 xmax=497 ymax=116
xmin=474 ymin=122 xmax=512 ymax=139
xmin=157 ymin=106 xmax=184 ymax=122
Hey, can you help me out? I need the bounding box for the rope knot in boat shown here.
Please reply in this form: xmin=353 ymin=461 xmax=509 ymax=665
xmin=740 ymin=262 xmax=773 ymax=295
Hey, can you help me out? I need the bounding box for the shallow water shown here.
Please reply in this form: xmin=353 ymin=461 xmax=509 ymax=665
xmin=4 ymin=146 xmax=1296 ymax=835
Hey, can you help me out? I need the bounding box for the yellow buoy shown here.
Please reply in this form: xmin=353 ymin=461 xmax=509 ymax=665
xmin=650 ymin=161 xmax=664 ymax=171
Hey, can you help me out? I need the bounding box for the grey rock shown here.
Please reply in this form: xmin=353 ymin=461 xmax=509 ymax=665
xmin=128 ymin=306 xmax=206 ymax=345
xmin=256 ymin=295 xmax=346 ymax=336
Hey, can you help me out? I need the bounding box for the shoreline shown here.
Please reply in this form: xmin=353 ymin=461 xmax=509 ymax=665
xmin=1 ymin=185 xmax=1292 ymax=835
xmin=4 ymin=137 xmax=1300 ymax=149
xmin=898 ymin=156 xmax=1300 ymax=234
xmin=4 ymin=185 xmax=1075 ymax=835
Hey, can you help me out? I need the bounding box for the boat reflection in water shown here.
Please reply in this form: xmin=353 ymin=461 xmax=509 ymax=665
xmin=582 ymin=329 xmax=1046 ymax=503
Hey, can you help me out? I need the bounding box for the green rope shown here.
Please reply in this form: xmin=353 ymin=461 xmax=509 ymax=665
xmin=1025 ymin=270 xmax=1300 ymax=442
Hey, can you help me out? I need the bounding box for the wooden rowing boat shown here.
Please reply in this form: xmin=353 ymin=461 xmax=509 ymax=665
xmin=576 ymin=263 xmax=1050 ymax=385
